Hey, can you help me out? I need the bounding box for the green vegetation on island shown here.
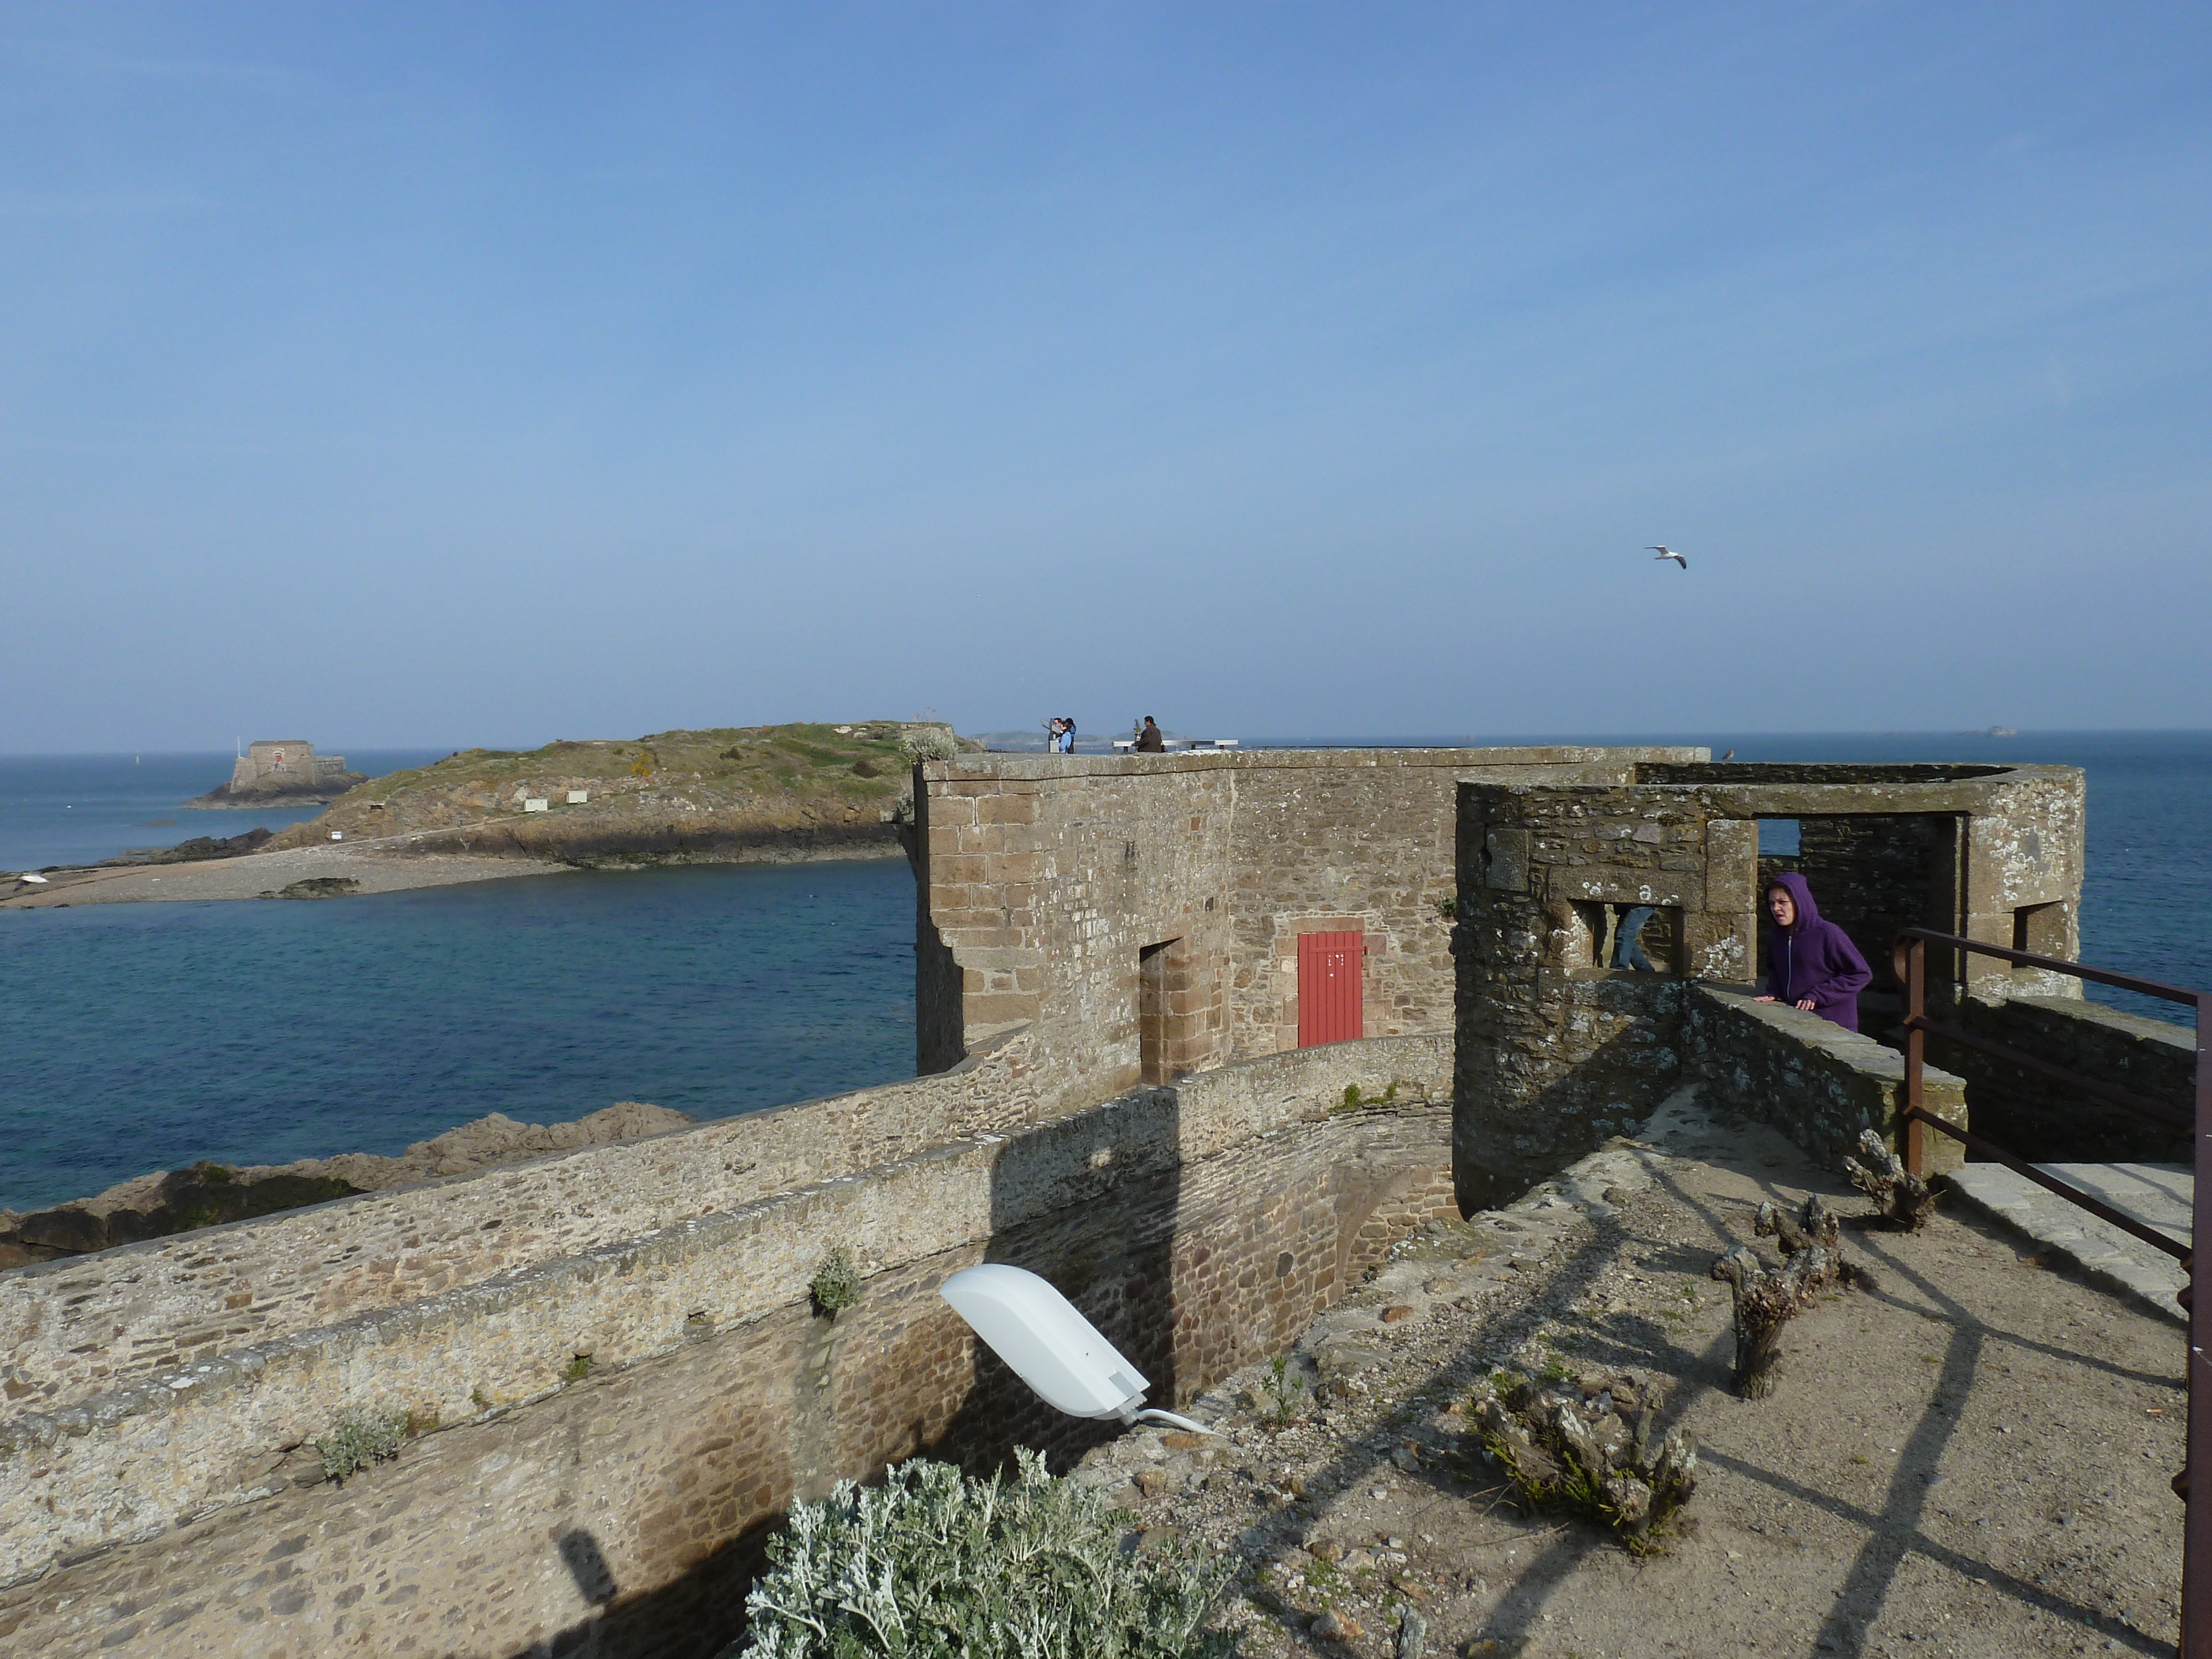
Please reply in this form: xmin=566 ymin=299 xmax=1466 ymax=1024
xmin=266 ymin=721 xmax=974 ymax=866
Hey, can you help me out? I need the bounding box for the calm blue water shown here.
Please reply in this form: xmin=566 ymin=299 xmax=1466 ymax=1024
xmin=0 ymin=860 xmax=915 ymax=1211
xmin=0 ymin=750 xmax=451 ymax=872
xmin=2 ymin=733 xmax=2202 ymax=1212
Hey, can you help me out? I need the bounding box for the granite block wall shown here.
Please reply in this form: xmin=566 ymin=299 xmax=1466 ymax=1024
xmin=0 ymin=1030 xmax=1041 ymax=1407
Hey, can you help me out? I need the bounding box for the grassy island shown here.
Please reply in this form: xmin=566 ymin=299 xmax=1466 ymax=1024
xmin=267 ymin=721 xmax=969 ymax=867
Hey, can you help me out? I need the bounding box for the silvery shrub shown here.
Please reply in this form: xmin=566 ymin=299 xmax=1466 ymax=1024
xmin=735 ymin=1449 xmax=1234 ymax=1658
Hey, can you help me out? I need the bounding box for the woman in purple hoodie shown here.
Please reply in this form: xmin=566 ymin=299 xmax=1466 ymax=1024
xmin=1754 ymin=872 xmax=1873 ymax=1031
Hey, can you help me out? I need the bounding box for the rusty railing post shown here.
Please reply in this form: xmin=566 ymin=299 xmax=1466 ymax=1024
xmin=1902 ymin=933 xmax=1927 ymax=1179
xmin=2187 ymin=990 xmax=2212 ymax=1657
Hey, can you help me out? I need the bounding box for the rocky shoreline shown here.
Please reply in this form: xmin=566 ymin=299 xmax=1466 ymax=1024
xmin=182 ymin=781 xmax=362 ymax=809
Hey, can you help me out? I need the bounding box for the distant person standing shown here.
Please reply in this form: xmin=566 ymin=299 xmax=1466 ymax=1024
xmin=1134 ymin=716 xmax=1166 ymax=753
xmin=1057 ymin=717 xmax=1077 ymax=754
xmin=1045 ymin=717 xmax=1068 ymax=753
xmin=1754 ymin=873 xmax=1872 ymax=1031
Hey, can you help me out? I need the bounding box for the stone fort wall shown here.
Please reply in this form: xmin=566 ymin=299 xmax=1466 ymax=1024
xmin=0 ymin=1033 xmax=1044 ymax=1404
xmin=911 ymin=747 xmax=1703 ymax=1109
xmin=0 ymin=1035 xmax=1452 ymax=1658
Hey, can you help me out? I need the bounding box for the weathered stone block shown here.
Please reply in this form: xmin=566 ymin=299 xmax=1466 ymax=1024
xmin=1682 ymin=910 xmax=1755 ymax=983
xmin=1704 ymin=819 xmax=1756 ymax=909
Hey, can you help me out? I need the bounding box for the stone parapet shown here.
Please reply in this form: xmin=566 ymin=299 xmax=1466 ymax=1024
xmin=1682 ymin=985 xmax=1968 ymax=1170
xmin=1931 ymin=993 xmax=2195 ymax=1163
xmin=0 ymin=1030 xmax=1039 ymax=1409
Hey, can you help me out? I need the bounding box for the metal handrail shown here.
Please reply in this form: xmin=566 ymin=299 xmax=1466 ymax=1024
xmin=1891 ymin=927 xmax=2210 ymax=1657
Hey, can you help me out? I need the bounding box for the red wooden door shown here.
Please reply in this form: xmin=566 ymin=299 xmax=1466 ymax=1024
xmin=1297 ymin=930 xmax=1364 ymax=1047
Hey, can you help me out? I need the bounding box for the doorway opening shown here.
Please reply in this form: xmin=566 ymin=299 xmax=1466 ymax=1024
xmin=1139 ymin=941 xmax=1171 ymax=1083
xmin=1296 ymin=930 xmax=1364 ymax=1047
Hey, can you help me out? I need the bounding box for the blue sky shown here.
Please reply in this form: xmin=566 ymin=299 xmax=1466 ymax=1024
xmin=3 ymin=3 xmax=2208 ymax=749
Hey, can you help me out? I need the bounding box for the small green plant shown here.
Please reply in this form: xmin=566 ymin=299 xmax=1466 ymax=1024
xmin=471 ymin=1386 xmax=492 ymax=1412
xmin=316 ymin=1406 xmax=410 ymax=1483
xmin=1259 ymin=1352 xmax=1307 ymax=1426
xmin=1436 ymin=894 xmax=1459 ymax=919
xmin=562 ymin=1354 xmax=596 ymax=1383
xmin=1337 ymin=1082 xmax=1400 ymax=1111
xmin=738 ymin=1449 xmax=1233 ymax=1658
xmin=810 ymin=1245 xmax=862 ymax=1316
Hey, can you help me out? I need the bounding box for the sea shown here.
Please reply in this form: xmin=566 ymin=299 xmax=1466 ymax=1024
xmin=2 ymin=733 xmax=2204 ymax=1213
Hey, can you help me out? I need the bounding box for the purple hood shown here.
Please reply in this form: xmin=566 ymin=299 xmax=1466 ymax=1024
xmin=1764 ymin=872 xmax=1873 ymax=1031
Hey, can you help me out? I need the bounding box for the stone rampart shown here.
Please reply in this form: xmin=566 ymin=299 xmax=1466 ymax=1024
xmin=0 ymin=1030 xmax=1039 ymax=1408
xmin=0 ymin=1036 xmax=1452 ymax=1657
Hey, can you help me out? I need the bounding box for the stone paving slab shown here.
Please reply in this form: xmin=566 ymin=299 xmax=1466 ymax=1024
xmin=1944 ymin=1161 xmax=2189 ymax=1324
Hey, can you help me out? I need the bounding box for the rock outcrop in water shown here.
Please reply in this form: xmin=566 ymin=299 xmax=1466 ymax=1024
xmin=0 ymin=1100 xmax=693 ymax=1266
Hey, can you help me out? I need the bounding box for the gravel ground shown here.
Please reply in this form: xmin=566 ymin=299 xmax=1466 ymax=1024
xmin=1 ymin=842 xmax=571 ymax=907
xmin=1085 ymin=1091 xmax=2187 ymax=1658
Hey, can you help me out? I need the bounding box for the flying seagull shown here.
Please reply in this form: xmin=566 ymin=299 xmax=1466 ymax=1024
xmin=1648 ymin=545 xmax=1687 ymax=570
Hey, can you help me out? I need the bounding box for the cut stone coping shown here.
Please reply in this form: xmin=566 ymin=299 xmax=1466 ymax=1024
xmin=1946 ymin=1159 xmax=2189 ymax=1324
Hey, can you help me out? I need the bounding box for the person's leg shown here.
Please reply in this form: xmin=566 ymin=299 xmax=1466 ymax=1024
xmin=1613 ymin=905 xmax=1657 ymax=971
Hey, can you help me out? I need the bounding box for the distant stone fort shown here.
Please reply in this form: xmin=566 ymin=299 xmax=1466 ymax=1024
xmin=185 ymin=739 xmax=364 ymax=807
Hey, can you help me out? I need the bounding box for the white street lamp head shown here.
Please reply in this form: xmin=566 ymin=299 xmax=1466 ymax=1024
xmin=939 ymin=1264 xmax=1213 ymax=1434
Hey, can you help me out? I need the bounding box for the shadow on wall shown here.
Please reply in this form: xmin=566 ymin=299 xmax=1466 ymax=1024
xmin=520 ymin=1524 xmax=769 ymax=1659
xmin=559 ymin=1530 xmax=619 ymax=1608
xmin=514 ymin=1097 xmax=1190 ymax=1659
xmin=932 ymin=1088 xmax=1186 ymax=1473
xmin=1453 ymin=979 xmax=1688 ymax=1216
